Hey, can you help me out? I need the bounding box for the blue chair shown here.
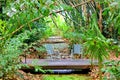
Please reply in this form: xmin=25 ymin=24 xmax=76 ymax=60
xmin=45 ymin=44 xmax=60 ymax=59
xmin=71 ymin=44 xmax=83 ymax=59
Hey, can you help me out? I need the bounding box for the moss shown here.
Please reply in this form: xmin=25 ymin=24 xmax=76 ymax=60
xmin=43 ymin=74 xmax=90 ymax=80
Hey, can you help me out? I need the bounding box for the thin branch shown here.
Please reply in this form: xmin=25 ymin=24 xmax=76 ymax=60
xmin=50 ymin=15 xmax=59 ymax=28
xmin=73 ymin=0 xmax=93 ymax=8
xmin=28 ymin=23 xmax=32 ymax=31
xmin=11 ymin=24 xmax=25 ymax=35
xmin=61 ymin=13 xmax=81 ymax=26
xmin=12 ymin=0 xmax=93 ymax=35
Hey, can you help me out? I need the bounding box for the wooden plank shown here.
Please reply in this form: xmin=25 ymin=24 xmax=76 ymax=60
xmin=22 ymin=59 xmax=98 ymax=69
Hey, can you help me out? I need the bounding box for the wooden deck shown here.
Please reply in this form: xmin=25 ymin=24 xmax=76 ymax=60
xmin=22 ymin=59 xmax=98 ymax=69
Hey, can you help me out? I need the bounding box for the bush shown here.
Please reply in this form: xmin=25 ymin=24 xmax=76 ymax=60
xmin=102 ymin=60 xmax=120 ymax=80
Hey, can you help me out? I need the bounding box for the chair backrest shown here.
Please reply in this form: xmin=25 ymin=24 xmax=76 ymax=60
xmin=45 ymin=44 xmax=54 ymax=54
xmin=73 ymin=44 xmax=83 ymax=54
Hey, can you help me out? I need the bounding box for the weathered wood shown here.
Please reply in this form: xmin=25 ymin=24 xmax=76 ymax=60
xmin=42 ymin=36 xmax=68 ymax=43
xmin=42 ymin=41 xmax=65 ymax=43
xmin=22 ymin=59 xmax=98 ymax=69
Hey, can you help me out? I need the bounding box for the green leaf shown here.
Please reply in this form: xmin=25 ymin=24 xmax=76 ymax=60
xmin=41 ymin=6 xmax=50 ymax=16
xmin=59 ymin=4 xmax=73 ymax=11
xmin=116 ymin=52 xmax=119 ymax=58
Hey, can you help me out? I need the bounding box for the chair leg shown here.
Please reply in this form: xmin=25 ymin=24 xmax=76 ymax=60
xmin=25 ymin=52 xmax=26 ymax=63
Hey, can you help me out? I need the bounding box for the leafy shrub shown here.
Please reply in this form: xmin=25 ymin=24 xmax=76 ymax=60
xmin=0 ymin=31 xmax=29 ymax=79
xmin=102 ymin=60 xmax=120 ymax=80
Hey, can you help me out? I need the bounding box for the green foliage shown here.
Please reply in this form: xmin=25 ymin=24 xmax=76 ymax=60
xmin=23 ymin=28 xmax=46 ymax=45
xmin=102 ymin=0 xmax=120 ymax=39
xmin=34 ymin=66 xmax=45 ymax=73
xmin=35 ymin=45 xmax=46 ymax=53
xmin=43 ymin=75 xmax=89 ymax=80
xmin=107 ymin=39 xmax=120 ymax=57
xmin=82 ymin=13 xmax=109 ymax=80
xmin=0 ymin=20 xmax=7 ymax=36
xmin=0 ymin=31 xmax=28 ymax=79
xmin=0 ymin=20 xmax=11 ymax=53
xmin=102 ymin=60 xmax=120 ymax=80
xmin=0 ymin=0 xmax=73 ymax=79
xmin=84 ymin=37 xmax=109 ymax=61
xmin=48 ymin=14 xmax=71 ymax=36
xmin=3 ymin=0 xmax=120 ymax=80
xmin=0 ymin=20 xmax=46 ymax=79
xmin=4 ymin=0 xmax=56 ymax=36
xmin=82 ymin=13 xmax=120 ymax=79
xmin=61 ymin=0 xmax=95 ymax=28
xmin=61 ymin=0 xmax=120 ymax=41
xmin=59 ymin=3 xmax=73 ymax=11
xmin=64 ymin=31 xmax=83 ymax=44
